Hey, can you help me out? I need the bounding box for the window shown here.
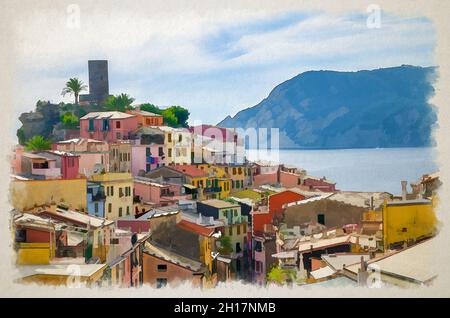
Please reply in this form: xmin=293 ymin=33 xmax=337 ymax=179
xmin=108 ymin=203 xmax=112 ymax=213
xmin=102 ymin=119 xmax=109 ymax=131
xmin=89 ymin=119 xmax=94 ymax=131
xmin=402 ymin=227 xmax=408 ymax=232
xmin=168 ymin=148 xmax=172 ymax=157
xmin=146 ymin=164 xmax=151 ymax=172
xmin=158 ymin=147 xmax=164 ymax=156
xmin=237 ymin=225 xmax=241 ymax=235
xmin=234 ymin=209 xmax=237 ymax=217
xmin=168 ymin=134 xmax=172 ymax=143
xmin=318 ymin=214 xmax=325 ymax=225
xmin=238 ymin=167 xmax=242 ymax=175
xmin=232 ymin=168 xmax=237 ymax=175
xmin=228 ymin=227 xmax=232 ymax=236
xmin=236 ymin=242 xmax=241 ymax=253
xmin=146 ymin=147 xmax=151 ymax=157
xmin=110 ymin=186 xmax=114 ymax=196
xmin=116 ymin=121 xmax=121 ymax=129
xmin=156 ymin=278 xmax=167 ymax=288
xmin=178 ymin=134 xmax=182 ymax=142
xmin=255 ymin=241 xmax=262 ymax=253
xmin=119 ymin=187 xmax=124 ymax=198
xmin=240 ymin=180 xmax=244 ymax=188
xmin=126 ymin=206 xmax=130 ymax=215
xmin=116 ymin=132 xmax=121 ymax=139
xmin=255 ymin=261 xmax=262 ymax=273
xmin=243 ymin=223 xmax=247 ymax=233
xmin=119 ymin=207 xmax=123 ymax=217
xmin=297 ymin=178 xmax=301 ymax=185
xmin=157 ymin=264 xmax=167 ymax=272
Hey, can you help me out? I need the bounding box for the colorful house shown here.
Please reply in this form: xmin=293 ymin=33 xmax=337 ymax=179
xmin=54 ymin=138 xmax=110 ymax=177
xmin=196 ymin=199 xmax=248 ymax=279
xmin=382 ymin=198 xmax=438 ymax=250
xmin=127 ymin=108 xmax=164 ymax=127
xmin=130 ymin=127 xmax=166 ymax=175
xmin=80 ymin=111 xmax=138 ymax=142
xmin=142 ymin=242 xmax=205 ymax=288
xmin=14 ymin=150 xmax=80 ymax=180
xmin=133 ymin=176 xmax=188 ymax=207
xmin=87 ymin=182 xmax=106 ymax=218
xmin=10 ymin=176 xmax=88 ymax=212
xmin=252 ymin=189 xmax=306 ymax=234
xmin=89 ymin=172 xmax=134 ymax=220
xmin=158 ymin=126 xmax=192 ymax=165
xmin=109 ymin=141 xmax=132 ymax=173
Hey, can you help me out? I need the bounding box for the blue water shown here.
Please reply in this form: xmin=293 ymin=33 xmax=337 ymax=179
xmin=246 ymin=147 xmax=439 ymax=195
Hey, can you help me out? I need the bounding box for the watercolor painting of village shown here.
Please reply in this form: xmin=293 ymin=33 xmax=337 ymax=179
xmin=3 ymin=1 xmax=445 ymax=293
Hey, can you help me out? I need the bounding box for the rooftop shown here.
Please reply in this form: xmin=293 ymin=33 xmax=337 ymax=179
xmin=173 ymin=165 xmax=209 ymax=178
xmin=144 ymin=242 xmax=204 ymax=272
xmin=177 ymin=219 xmax=215 ymax=237
xmin=199 ymin=199 xmax=240 ymax=209
xmin=39 ymin=208 xmax=114 ymax=228
xmin=367 ymin=239 xmax=438 ymax=284
xmin=80 ymin=111 xmax=135 ymax=120
xmin=322 ymin=253 xmax=370 ymax=271
xmin=17 ymin=264 xmax=107 ymax=279
xmin=56 ymin=138 xmax=104 ymax=144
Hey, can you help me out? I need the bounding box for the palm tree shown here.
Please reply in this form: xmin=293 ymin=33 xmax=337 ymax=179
xmin=61 ymin=78 xmax=87 ymax=104
xmin=25 ymin=135 xmax=52 ymax=151
xmin=104 ymin=93 xmax=135 ymax=112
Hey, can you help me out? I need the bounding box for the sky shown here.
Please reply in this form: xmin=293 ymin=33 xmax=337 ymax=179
xmin=11 ymin=4 xmax=436 ymax=131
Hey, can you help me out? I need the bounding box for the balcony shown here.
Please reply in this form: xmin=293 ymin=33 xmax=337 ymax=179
xmin=203 ymin=186 xmax=222 ymax=194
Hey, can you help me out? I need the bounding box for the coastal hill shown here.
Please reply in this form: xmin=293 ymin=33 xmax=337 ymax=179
xmin=218 ymin=65 xmax=438 ymax=149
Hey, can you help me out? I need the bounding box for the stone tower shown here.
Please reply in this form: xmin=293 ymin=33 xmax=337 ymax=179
xmin=88 ymin=60 xmax=109 ymax=103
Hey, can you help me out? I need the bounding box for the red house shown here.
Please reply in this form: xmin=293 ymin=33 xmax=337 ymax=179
xmin=252 ymin=190 xmax=305 ymax=233
xmin=80 ymin=111 xmax=138 ymax=142
xmin=303 ymin=176 xmax=336 ymax=192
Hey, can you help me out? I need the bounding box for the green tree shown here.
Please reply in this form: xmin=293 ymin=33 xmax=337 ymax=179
xmin=17 ymin=127 xmax=26 ymax=145
xmin=139 ymin=103 xmax=163 ymax=115
xmin=60 ymin=112 xmax=79 ymax=129
xmin=104 ymin=93 xmax=135 ymax=112
xmin=61 ymin=78 xmax=87 ymax=104
xmin=267 ymin=266 xmax=297 ymax=286
xmin=167 ymin=106 xmax=190 ymax=127
xmin=217 ymin=236 xmax=233 ymax=255
xmin=25 ymin=135 xmax=52 ymax=151
xmin=162 ymin=108 xmax=178 ymax=127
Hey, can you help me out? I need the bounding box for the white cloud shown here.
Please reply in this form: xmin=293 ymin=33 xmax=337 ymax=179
xmin=10 ymin=4 xmax=435 ymax=129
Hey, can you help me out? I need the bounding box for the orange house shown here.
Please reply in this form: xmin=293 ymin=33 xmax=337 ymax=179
xmin=253 ymin=190 xmax=305 ymax=233
xmin=127 ymin=109 xmax=164 ymax=127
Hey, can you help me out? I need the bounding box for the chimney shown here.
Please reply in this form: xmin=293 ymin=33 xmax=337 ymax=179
xmin=418 ymin=183 xmax=424 ymax=199
xmin=401 ymin=181 xmax=407 ymax=200
xmin=357 ymin=256 xmax=368 ymax=287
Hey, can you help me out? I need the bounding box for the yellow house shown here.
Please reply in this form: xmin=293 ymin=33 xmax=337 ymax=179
xmin=195 ymin=164 xmax=231 ymax=199
xmin=90 ymin=173 xmax=134 ymax=220
xmin=382 ymin=198 xmax=438 ymax=250
xmin=18 ymin=264 xmax=107 ymax=286
xmin=10 ymin=177 xmax=87 ymax=212
xmin=223 ymin=165 xmax=246 ymax=192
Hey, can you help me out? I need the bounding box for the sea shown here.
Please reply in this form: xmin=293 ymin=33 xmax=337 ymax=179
xmin=246 ymin=147 xmax=439 ymax=196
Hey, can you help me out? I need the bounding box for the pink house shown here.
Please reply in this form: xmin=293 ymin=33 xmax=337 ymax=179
xmin=131 ymin=143 xmax=166 ymax=176
xmin=80 ymin=111 xmax=138 ymax=142
xmin=54 ymin=138 xmax=109 ymax=176
xmin=14 ymin=150 xmax=79 ymax=179
xmin=133 ymin=176 xmax=187 ymax=206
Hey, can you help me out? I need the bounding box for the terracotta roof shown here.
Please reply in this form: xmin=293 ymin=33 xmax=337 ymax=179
xmin=173 ymin=165 xmax=208 ymax=178
xmin=177 ymin=219 xmax=214 ymax=237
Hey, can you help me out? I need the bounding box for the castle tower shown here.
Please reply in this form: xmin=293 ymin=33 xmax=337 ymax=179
xmin=88 ymin=60 xmax=109 ymax=104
